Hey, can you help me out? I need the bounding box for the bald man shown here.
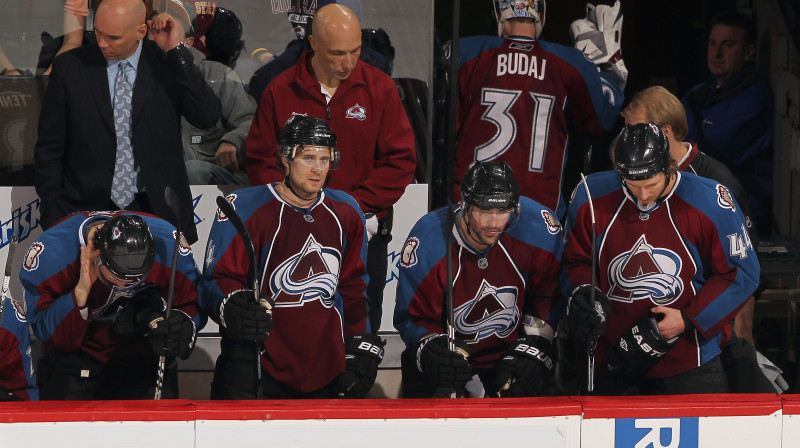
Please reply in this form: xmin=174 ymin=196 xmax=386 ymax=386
xmin=246 ymin=4 xmax=416 ymax=333
xmin=34 ymin=0 xmax=221 ymax=245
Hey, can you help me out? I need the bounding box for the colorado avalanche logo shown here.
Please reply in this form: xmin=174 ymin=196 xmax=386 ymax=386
xmin=345 ymin=104 xmax=367 ymax=121
xmin=269 ymin=234 xmax=342 ymax=308
xmin=540 ymin=210 xmax=561 ymax=235
xmin=454 ymin=279 xmax=519 ymax=343
xmin=173 ymin=230 xmax=191 ymax=256
xmin=608 ymin=235 xmax=683 ymax=306
xmin=23 ymin=242 xmax=44 ymax=272
xmin=217 ymin=194 xmax=237 ymax=222
xmin=716 ymin=184 xmax=736 ymax=212
xmin=400 ymin=237 xmax=420 ymax=268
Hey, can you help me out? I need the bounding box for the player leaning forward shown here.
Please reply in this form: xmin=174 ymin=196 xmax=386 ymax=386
xmin=394 ymin=161 xmax=564 ymax=398
xmin=21 ymin=212 xmax=200 ymax=400
xmin=562 ymin=123 xmax=759 ymax=395
xmin=199 ymin=116 xmax=382 ymax=399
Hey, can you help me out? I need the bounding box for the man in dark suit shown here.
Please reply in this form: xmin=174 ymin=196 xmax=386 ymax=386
xmin=34 ymin=0 xmax=221 ymax=244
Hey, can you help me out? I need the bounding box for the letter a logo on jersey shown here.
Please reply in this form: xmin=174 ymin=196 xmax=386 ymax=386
xmin=269 ymin=234 xmax=342 ymax=308
xmin=454 ymin=279 xmax=519 ymax=343
xmin=608 ymin=235 xmax=683 ymax=306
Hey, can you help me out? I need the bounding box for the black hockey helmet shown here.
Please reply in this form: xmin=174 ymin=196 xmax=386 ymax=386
xmin=278 ymin=115 xmax=339 ymax=169
xmin=92 ymin=215 xmax=155 ymax=284
xmin=614 ymin=122 xmax=672 ymax=181
xmin=461 ymin=161 xmax=521 ymax=228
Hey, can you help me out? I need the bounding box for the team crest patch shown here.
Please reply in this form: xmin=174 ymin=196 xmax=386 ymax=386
xmin=23 ymin=242 xmax=44 ymax=272
xmin=541 ymin=210 xmax=561 ymax=235
xmin=173 ymin=230 xmax=192 ymax=256
xmin=10 ymin=299 xmax=26 ymax=322
xmin=400 ymin=237 xmax=420 ymax=268
xmin=345 ymin=103 xmax=367 ymax=121
xmin=217 ymin=194 xmax=237 ymax=222
xmin=716 ymin=184 xmax=736 ymax=212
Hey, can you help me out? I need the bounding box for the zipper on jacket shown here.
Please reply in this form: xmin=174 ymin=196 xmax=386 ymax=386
xmin=326 ymin=105 xmax=331 ymax=121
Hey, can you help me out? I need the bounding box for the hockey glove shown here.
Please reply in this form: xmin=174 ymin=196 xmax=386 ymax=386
xmin=567 ymin=285 xmax=612 ymax=352
xmin=146 ymin=310 xmax=196 ymax=359
xmin=0 ymin=385 xmax=20 ymax=402
xmin=335 ymin=333 xmax=386 ymax=398
xmin=112 ymin=289 xmax=165 ymax=337
xmin=220 ymin=289 xmax=274 ymax=341
xmin=492 ymin=335 xmax=555 ymax=397
xmin=569 ymin=1 xmax=628 ymax=89
xmin=416 ymin=334 xmax=472 ymax=393
xmin=608 ymin=315 xmax=678 ymax=378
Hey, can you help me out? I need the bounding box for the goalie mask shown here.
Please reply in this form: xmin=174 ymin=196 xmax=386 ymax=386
xmin=614 ymin=122 xmax=672 ymax=181
xmin=495 ymin=0 xmax=545 ymax=38
xmin=92 ymin=215 xmax=155 ymax=288
xmin=278 ymin=115 xmax=339 ymax=170
xmin=460 ymin=160 xmax=521 ymax=230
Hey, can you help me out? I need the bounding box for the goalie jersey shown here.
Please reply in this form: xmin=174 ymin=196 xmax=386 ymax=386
xmin=199 ymin=184 xmax=369 ymax=392
xmin=453 ymin=35 xmax=624 ymax=218
xmin=394 ymin=196 xmax=564 ymax=369
xmin=561 ymin=171 xmax=760 ymax=378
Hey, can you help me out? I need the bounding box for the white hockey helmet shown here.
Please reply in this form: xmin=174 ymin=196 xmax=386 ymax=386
xmin=495 ymin=0 xmax=545 ymax=38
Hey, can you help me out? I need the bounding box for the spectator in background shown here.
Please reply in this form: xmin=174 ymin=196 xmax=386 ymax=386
xmin=247 ymin=0 xmax=393 ymax=102
xmin=205 ymin=7 xmax=244 ymax=68
xmin=682 ymin=10 xmax=773 ymax=234
xmin=33 ymin=0 xmax=221 ymax=244
xmin=246 ymin=3 xmax=416 ymax=333
xmin=162 ymin=0 xmax=255 ymax=186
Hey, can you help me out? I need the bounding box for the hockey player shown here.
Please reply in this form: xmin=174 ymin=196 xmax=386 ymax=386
xmin=452 ymin=0 xmax=625 ymax=219
xmin=0 ymin=297 xmax=37 ymax=400
xmin=619 ymin=86 xmax=774 ymax=393
xmin=21 ymin=212 xmax=200 ymax=400
xmin=200 ymin=115 xmax=380 ymax=399
xmin=562 ymin=123 xmax=760 ymax=395
xmin=394 ymin=161 xmax=563 ymax=398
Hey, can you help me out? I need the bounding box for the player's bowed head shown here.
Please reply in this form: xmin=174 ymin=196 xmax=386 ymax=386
xmin=459 ymin=161 xmax=521 ymax=251
xmin=613 ymin=122 xmax=678 ymax=208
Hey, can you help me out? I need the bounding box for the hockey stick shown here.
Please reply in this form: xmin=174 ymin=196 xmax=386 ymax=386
xmin=215 ymin=195 xmax=273 ymax=399
xmin=579 ymin=173 xmax=598 ymax=393
xmin=154 ymin=187 xmax=182 ymax=399
xmin=437 ymin=0 xmax=464 ymax=399
xmin=0 ymin=235 xmax=18 ymax=328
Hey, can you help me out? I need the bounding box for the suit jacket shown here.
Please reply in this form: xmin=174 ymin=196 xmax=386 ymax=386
xmin=34 ymin=39 xmax=221 ymax=243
